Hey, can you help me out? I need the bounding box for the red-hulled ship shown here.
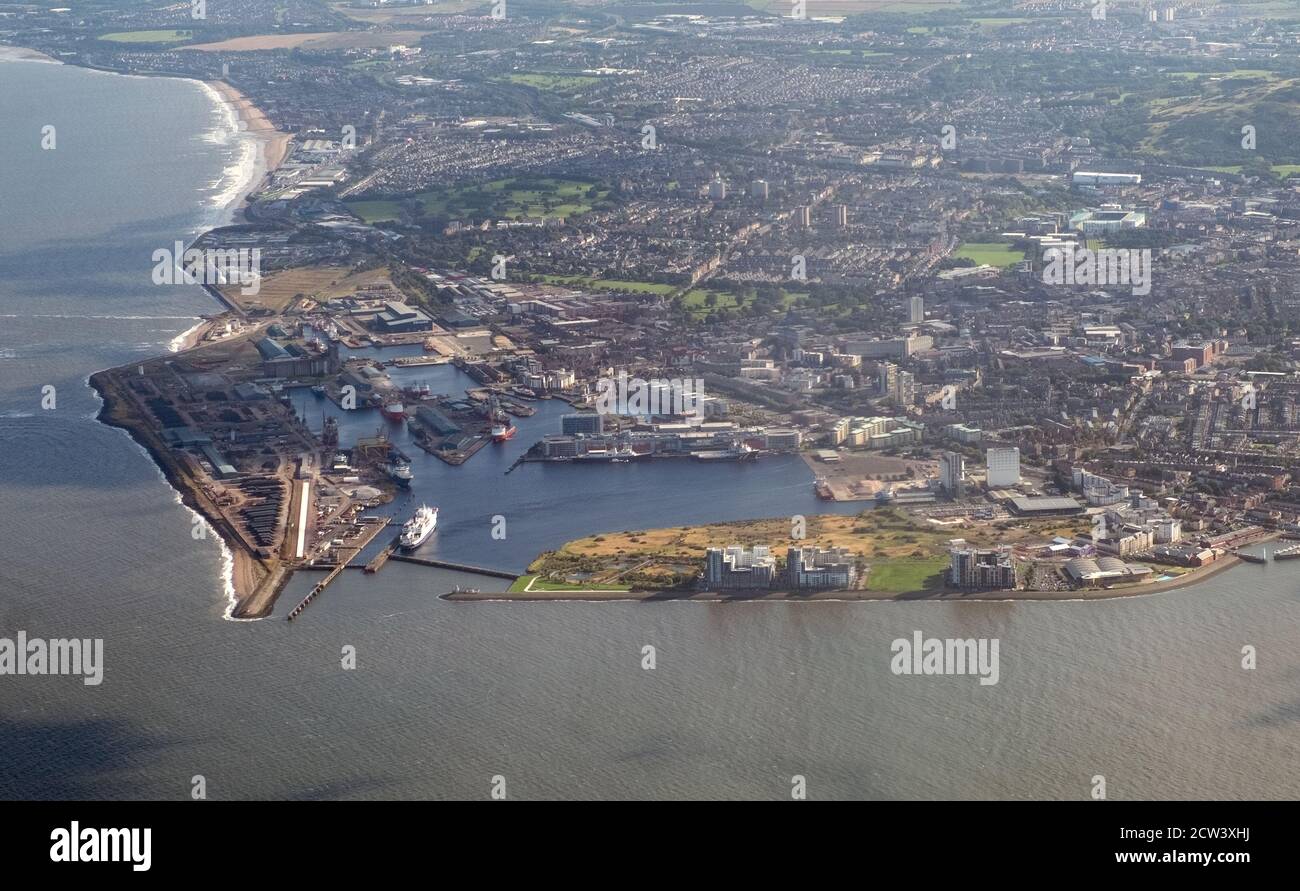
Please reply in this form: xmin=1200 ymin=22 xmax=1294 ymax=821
xmin=491 ymin=421 xmax=517 ymax=442
xmin=381 ymin=403 xmax=406 ymax=421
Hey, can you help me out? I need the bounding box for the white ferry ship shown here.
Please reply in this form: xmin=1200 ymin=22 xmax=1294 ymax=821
xmin=399 ymin=505 xmax=438 ymax=549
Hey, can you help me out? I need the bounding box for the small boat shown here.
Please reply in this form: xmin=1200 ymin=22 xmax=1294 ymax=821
xmin=386 ymin=460 xmax=413 ymax=488
xmin=311 ymin=385 xmax=326 ymax=397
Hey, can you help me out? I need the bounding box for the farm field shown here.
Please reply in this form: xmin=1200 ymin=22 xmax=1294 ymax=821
xmin=100 ymin=30 xmax=193 ymax=43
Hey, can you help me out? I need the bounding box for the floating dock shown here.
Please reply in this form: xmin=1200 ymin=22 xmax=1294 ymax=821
xmin=1234 ymin=550 xmax=1268 ymax=564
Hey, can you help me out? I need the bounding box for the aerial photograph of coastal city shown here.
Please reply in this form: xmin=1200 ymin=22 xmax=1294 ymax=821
xmin=1 ymin=0 xmax=1297 ymax=826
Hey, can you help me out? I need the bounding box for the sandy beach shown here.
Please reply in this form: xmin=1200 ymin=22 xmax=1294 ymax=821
xmin=0 ymin=45 xmax=58 ymax=63
xmin=206 ymin=79 xmax=291 ymax=201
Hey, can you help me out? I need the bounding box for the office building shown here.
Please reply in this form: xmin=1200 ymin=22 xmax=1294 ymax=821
xmin=940 ymin=451 xmax=965 ymax=497
xmin=985 ymin=447 xmax=1021 ymax=487
xmin=561 ymin=413 xmax=604 ymax=436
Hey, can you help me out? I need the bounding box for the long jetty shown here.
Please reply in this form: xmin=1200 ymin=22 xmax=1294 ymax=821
xmin=286 ymin=563 xmax=347 ymax=621
xmin=387 ymin=554 xmax=518 ymax=579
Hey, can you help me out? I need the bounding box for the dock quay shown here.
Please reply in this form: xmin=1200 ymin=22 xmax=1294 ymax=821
xmin=330 ymin=516 xmax=391 ymax=566
xmin=386 ymin=355 xmax=452 ymax=367
xmin=387 ymin=554 xmax=518 ymax=580
xmin=286 ymin=518 xmax=391 ymax=620
xmin=365 ymin=535 xmax=400 ymax=573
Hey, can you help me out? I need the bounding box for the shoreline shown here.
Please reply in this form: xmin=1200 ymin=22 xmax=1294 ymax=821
xmin=0 ymin=44 xmax=59 ymax=63
xmin=447 ymin=538 xmax=1270 ymax=604
xmin=204 ymin=79 xmax=291 ymax=217
xmin=88 ymin=364 xmax=288 ymax=618
xmin=443 ymin=558 xmax=1249 ymax=603
xmin=66 ymin=64 xmax=293 ymax=617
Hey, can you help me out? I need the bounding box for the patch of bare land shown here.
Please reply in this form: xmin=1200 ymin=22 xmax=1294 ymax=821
xmin=0 ymin=44 xmax=57 ymax=62
xmin=331 ymin=1 xmax=490 ymax=23
xmin=220 ymin=264 xmax=395 ymax=315
xmin=185 ymin=31 xmax=429 ymax=52
xmin=803 ymin=451 xmax=938 ymax=501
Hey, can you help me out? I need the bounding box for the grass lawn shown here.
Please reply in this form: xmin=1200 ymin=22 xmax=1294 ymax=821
xmin=347 ymin=177 xmax=608 ymax=223
xmin=100 ymin=30 xmax=194 ymax=43
xmin=865 ymin=558 xmax=949 ymax=593
xmin=683 ymin=288 xmax=739 ymax=310
xmin=954 ymin=242 xmax=1025 ymax=268
xmin=347 ymin=199 xmax=403 ymax=224
xmin=540 ymin=275 xmax=678 ymax=295
xmin=497 ymin=73 xmax=600 ymax=92
xmin=683 ymin=287 xmax=807 ymax=316
xmin=508 ymin=574 xmax=631 ymax=593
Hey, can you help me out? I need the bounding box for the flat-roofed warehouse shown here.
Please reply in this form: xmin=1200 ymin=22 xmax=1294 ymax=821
xmin=372 ymin=301 xmax=434 ymax=334
xmin=1006 ymin=495 xmax=1085 ymax=517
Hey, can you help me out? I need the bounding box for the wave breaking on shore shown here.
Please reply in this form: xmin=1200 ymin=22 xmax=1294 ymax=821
xmin=195 ymin=80 xmax=265 ymax=230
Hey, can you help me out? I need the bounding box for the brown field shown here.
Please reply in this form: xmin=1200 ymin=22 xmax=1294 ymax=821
xmin=330 ymin=1 xmax=481 ymax=24
xmin=221 ymin=264 xmax=394 ymax=314
xmin=185 ymin=31 xmax=428 ymax=52
xmin=549 ymin=510 xmax=1084 ymax=562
